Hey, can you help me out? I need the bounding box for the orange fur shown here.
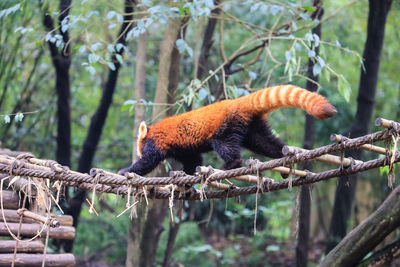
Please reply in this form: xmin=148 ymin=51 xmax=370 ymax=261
xmin=140 ymin=85 xmax=336 ymax=154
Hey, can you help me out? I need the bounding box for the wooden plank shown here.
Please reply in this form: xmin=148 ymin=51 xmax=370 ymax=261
xmin=0 ymin=223 xmax=75 ymax=240
xmin=0 ymin=240 xmax=44 ymax=253
xmin=0 ymin=253 xmax=75 ymax=266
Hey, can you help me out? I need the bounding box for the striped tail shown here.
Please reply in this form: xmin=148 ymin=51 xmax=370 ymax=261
xmin=240 ymin=85 xmax=337 ymax=119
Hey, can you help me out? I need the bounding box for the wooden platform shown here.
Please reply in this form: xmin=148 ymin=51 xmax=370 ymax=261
xmin=0 ymin=189 xmax=76 ymax=266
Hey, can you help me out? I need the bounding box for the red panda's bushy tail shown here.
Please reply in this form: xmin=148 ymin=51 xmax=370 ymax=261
xmin=239 ymin=85 xmax=337 ymax=119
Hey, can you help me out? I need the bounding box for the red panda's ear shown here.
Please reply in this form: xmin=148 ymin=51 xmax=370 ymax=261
xmin=138 ymin=121 xmax=147 ymax=137
xmin=137 ymin=121 xmax=148 ymax=157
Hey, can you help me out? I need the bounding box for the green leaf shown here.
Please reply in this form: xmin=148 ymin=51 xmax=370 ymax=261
xmin=15 ymin=112 xmax=24 ymax=122
xmin=4 ymin=115 xmax=10 ymax=124
xmin=338 ymin=75 xmax=351 ymax=102
xmin=313 ymin=63 xmax=322 ymax=76
xmin=249 ymin=71 xmax=257 ymax=80
xmin=302 ymin=6 xmax=316 ymax=11
xmin=197 ymin=88 xmax=208 ymax=101
xmin=88 ymin=53 xmax=100 ymax=64
xmin=115 ymin=54 xmax=124 ymax=64
xmin=322 ymin=68 xmax=331 ymax=83
xmin=192 ymin=79 xmax=201 ymax=88
xmin=266 ymin=245 xmax=280 ymax=252
xmin=121 ymin=100 xmax=136 ymax=111
xmin=107 ymin=62 xmax=116 ymax=71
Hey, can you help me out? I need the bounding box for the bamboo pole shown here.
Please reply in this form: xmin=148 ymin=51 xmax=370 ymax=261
xmin=375 ymin=117 xmax=400 ymax=129
xmin=282 ymin=146 xmax=363 ymax=166
xmin=330 ymin=134 xmax=387 ymax=155
xmin=271 ymin=166 xmax=308 ymax=177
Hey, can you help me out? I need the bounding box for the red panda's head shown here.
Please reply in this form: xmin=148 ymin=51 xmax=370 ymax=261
xmin=137 ymin=121 xmax=148 ymax=157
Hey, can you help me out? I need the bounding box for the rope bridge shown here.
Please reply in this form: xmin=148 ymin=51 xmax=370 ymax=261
xmin=0 ymin=117 xmax=399 ymax=202
xmin=0 ymin=117 xmax=398 ymax=267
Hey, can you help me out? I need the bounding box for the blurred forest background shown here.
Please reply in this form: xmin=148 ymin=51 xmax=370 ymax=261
xmin=0 ymin=0 xmax=399 ymax=266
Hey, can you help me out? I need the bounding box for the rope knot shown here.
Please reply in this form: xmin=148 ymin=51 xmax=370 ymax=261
xmin=246 ymin=158 xmax=261 ymax=174
xmin=197 ymin=166 xmax=214 ymax=201
xmin=9 ymin=159 xmax=22 ymax=176
xmin=48 ymin=217 xmax=60 ymax=228
xmin=16 ymin=208 xmax=28 ymax=216
xmin=391 ymin=121 xmax=400 ymax=133
xmin=342 ymin=157 xmax=356 ymax=176
xmin=45 ymin=160 xmax=69 ymax=173
xmin=263 ymin=177 xmax=274 ymax=192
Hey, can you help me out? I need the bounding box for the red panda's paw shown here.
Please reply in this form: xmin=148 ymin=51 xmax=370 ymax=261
xmin=118 ymin=166 xmax=132 ymax=176
xmin=222 ymin=159 xmax=243 ymax=170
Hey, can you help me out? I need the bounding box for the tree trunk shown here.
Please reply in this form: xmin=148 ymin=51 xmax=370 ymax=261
xmin=125 ymin=29 xmax=148 ymax=267
xmin=63 ymin=0 xmax=135 ymax=253
xmin=162 ymin=201 xmax=184 ymax=267
xmin=326 ymin=0 xmax=392 ymax=253
xmin=42 ymin=0 xmax=72 ymax=167
xmin=132 ymin=31 xmax=148 ymax=162
xmin=321 ymin=184 xmax=400 ymax=267
xmin=126 ymin=16 xmax=188 ymax=267
xmin=296 ymin=2 xmax=323 ymax=266
xmin=152 ymin=17 xmax=183 ymax=121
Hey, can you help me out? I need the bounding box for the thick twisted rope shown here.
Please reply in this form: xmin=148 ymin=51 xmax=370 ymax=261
xmin=0 ymin=126 xmax=399 ymax=200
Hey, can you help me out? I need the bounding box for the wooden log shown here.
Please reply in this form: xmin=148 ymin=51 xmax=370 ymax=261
xmin=282 ymin=146 xmax=363 ymax=166
xmin=16 ymin=209 xmax=60 ymax=228
xmin=49 ymin=214 xmax=73 ymax=227
xmin=0 ymin=253 xmax=75 ymax=267
xmin=330 ymin=134 xmax=387 ymax=155
xmin=320 ymin=183 xmax=400 ymax=267
xmin=0 ymin=191 xmax=20 ymax=209
xmin=0 ymin=222 xmax=75 ymax=240
xmin=0 ymin=240 xmax=44 ymax=253
xmin=0 ymin=209 xmax=72 ymax=226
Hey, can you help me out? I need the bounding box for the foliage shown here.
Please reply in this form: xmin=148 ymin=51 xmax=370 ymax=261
xmin=72 ymin=194 xmax=130 ymax=265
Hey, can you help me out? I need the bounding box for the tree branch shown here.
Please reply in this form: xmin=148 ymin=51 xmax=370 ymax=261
xmin=223 ymin=41 xmax=267 ymax=75
xmin=358 ymin=237 xmax=400 ymax=267
xmin=321 ymin=184 xmax=400 ymax=266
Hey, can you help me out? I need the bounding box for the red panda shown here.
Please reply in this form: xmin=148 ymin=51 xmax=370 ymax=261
xmin=118 ymin=85 xmax=336 ymax=176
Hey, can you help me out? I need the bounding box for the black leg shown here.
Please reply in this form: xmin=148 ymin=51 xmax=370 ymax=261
xmin=118 ymin=139 xmax=165 ymax=176
xmin=211 ymin=137 xmax=243 ymax=170
xmin=244 ymin=119 xmax=286 ymax=158
xmin=177 ymin=154 xmax=203 ymax=175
